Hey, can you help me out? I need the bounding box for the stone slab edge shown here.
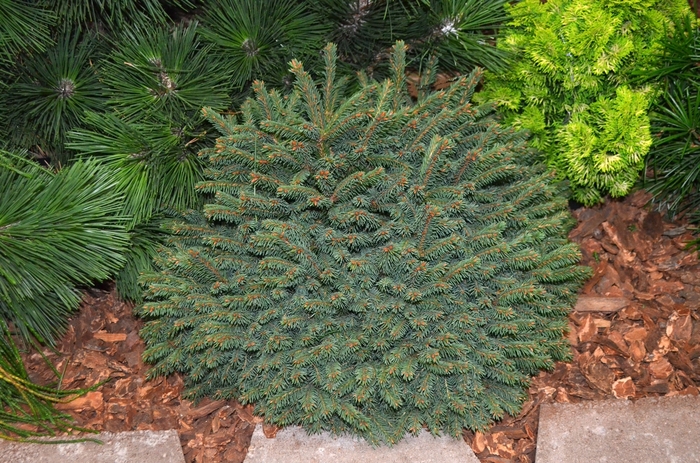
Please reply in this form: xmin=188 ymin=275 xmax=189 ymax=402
xmin=536 ymin=395 xmax=700 ymax=463
xmin=0 ymin=429 xmax=185 ymax=463
xmin=244 ymin=425 xmax=480 ymax=463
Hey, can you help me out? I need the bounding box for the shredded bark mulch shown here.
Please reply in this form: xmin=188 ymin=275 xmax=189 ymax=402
xmin=22 ymin=290 xmax=255 ymax=463
xmin=20 ymin=189 xmax=700 ymax=463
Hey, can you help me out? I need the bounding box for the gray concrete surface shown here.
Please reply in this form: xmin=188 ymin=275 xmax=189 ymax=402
xmin=244 ymin=425 xmax=479 ymax=463
xmin=0 ymin=429 xmax=185 ymax=463
xmin=536 ymin=395 xmax=700 ymax=463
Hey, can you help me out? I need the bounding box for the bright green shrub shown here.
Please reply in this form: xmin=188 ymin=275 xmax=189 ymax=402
xmin=139 ymin=43 xmax=589 ymax=443
xmin=476 ymin=0 xmax=694 ymax=205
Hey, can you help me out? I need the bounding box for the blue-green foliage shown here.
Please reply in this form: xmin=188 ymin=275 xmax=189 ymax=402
xmin=139 ymin=43 xmax=589 ymax=444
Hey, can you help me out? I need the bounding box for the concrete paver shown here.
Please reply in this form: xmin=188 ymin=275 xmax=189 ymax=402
xmin=536 ymin=395 xmax=700 ymax=463
xmin=0 ymin=429 xmax=185 ymax=463
xmin=244 ymin=425 xmax=480 ymax=463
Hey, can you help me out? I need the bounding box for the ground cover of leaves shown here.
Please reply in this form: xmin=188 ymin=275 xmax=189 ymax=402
xmin=20 ymin=190 xmax=700 ymax=463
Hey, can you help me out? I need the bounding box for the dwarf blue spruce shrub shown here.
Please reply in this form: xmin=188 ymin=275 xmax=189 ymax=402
xmin=139 ymin=43 xmax=589 ymax=444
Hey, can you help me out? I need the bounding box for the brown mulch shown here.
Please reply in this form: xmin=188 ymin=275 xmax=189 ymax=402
xmin=20 ymin=189 xmax=700 ymax=463
xmin=22 ymin=290 xmax=256 ymax=463
xmin=463 ymin=190 xmax=700 ymax=462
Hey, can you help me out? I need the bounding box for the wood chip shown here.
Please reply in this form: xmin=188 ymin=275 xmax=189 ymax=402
xmin=580 ymin=359 xmax=615 ymax=394
xmin=612 ymin=377 xmax=636 ymax=399
xmin=189 ymin=400 xmax=227 ymax=420
xmin=667 ymin=311 xmax=693 ymax=344
xmin=578 ymin=315 xmax=597 ymax=343
xmin=56 ymin=391 xmax=104 ymax=411
xmin=575 ymin=296 xmax=630 ymax=313
xmin=262 ymin=423 xmax=281 ymax=438
xmin=471 ymin=431 xmax=487 ymax=454
xmin=649 ymin=358 xmax=674 ymax=379
xmin=233 ymin=402 xmax=264 ymax=425
xmin=623 ymin=326 xmax=648 ymax=343
xmin=94 ymin=331 xmax=128 ymax=342
xmin=629 ymin=340 xmax=647 ymax=362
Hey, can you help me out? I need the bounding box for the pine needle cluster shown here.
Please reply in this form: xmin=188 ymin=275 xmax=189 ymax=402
xmin=643 ymin=16 xmax=700 ymax=252
xmin=3 ymin=33 xmax=105 ymax=164
xmin=199 ymin=0 xmax=510 ymax=94
xmin=0 ymin=151 xmax=129 ymax=343
xmin=139 ymin=43 xmax=589 ymax=443
xmin=0 ymin=149 xmax=128 ymax=441
xmin=63 ymin=21 xmax=232 ymax=300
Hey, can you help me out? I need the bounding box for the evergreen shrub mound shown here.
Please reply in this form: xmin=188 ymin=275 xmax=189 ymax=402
xmin=139 ymin=43 xmax=589 ymax=444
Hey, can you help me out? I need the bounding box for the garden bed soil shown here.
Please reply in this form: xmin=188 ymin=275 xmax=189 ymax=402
xmin=20 ymin=190 xmax=700 ymax=463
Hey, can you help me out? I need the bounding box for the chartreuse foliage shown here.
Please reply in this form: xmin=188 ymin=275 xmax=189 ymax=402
xmin=139 ymin=43 xmax=589 ymax=443
xmin=476 ymin=0 xmax=694 ymax=206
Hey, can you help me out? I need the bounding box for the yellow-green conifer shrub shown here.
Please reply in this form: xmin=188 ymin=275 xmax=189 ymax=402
xmin=476 ymin=0 xmax=694 ymax=205
xmin=139 ymin=43 xmax=589 ymax=444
